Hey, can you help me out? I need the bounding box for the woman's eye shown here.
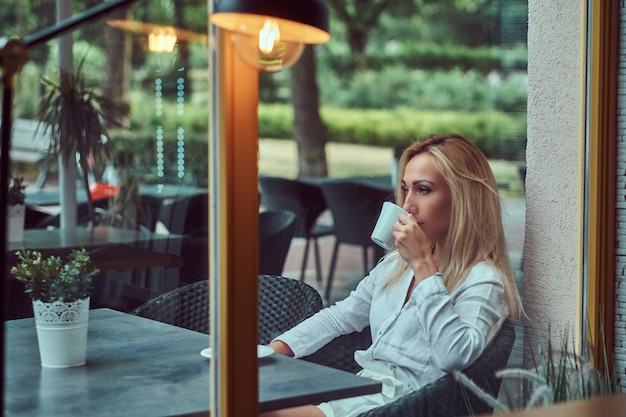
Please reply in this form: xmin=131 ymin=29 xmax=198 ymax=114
xmin=401 ymin=186 xmax=409 ymax=194
xmin=418 ymin=186 xmax=431 ymax=194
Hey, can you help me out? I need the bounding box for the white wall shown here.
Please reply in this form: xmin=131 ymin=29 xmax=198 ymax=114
xmin=525 ymin=0 xmax=583 ymax=351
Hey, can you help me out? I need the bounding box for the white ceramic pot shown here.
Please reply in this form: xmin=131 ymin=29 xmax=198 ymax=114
xmin=8 ymin=203 xmax=25 ymax=242
xmin=32 ymin=298 xmax=90 ymax=368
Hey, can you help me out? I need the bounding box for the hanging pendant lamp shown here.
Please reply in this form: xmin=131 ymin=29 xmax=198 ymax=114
xmin=209 ymin=0 xmax=331 ymax=72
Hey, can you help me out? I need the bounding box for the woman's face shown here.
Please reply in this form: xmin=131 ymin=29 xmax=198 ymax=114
xmin=401 ymin=153 xmax=452 ymax=242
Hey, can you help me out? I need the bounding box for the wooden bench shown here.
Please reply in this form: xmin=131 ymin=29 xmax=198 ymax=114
xmin=2 ymin=118 xmax=52 ymax=189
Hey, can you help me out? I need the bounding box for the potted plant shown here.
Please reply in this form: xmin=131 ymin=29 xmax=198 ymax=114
xmin=8 ymin=176 xmax=27 ymax=242
xmin=38 ymin=56 xmax=127 ymax=228
xmin=10 ymin=248 xmax=100 ymax=368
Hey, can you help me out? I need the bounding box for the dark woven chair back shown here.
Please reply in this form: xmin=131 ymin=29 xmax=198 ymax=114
xmin=131 ymin=280 xmax=210 ymax=334
xmin=356 ymin=320 xmax=517 ymax=417
xmin=259 ymin=176 xmax=326 ymax=237
xmin=155 ymin=193 xmax=209 ymax=236
xmin=258 ymin=274 xmax=323 ymax=344
xmin=259 ymin=175 xmax=334 ymax=283
xmin=319 ymin=180 xmax=393 ymax=303
xmin=131 ymin=275 xmax=322 ymax=344
xmin=180 ymin=231 xmax=209 ymax=286
xmin=320 ymin=181 xmax=393 ymax=246
xmin=259 ymin=210 xmax=297 ymax=275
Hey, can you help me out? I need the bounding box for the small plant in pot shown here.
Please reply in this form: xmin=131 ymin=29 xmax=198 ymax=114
xmin=38 ymin=56 xmax=128 ymax=227
xmin=7 ymin=177 xmax=27 ymax=242
xmin=8 ymin=176 xmax=26 ymax=206
xmin=10 ymin=248 xmax=99 ymax=303
xmin=10 ymin=248 xmax=100 ymax=368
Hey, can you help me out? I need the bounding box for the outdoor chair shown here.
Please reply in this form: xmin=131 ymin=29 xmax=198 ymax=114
xmin=144 ymin=192 xmax=209 ymax=236
xmin=259 ymin=210 xmax=297 ymax=275
xmin=257 ymin=274 xmax=323 ymax=344
xmin=319 ymin=180 xmax=394 ymax=303
xmin=259 ymin=175 xmax=335 ymax=283
xmin=179 ymin=230 xmax=209 ymax=287
xmin=130 ymin=279 xmax=210 ymax=333
xmin=131 ymin=274 xmax=323 ymax=343
xmin=354 ymin=320 xmax=517 ymax=417
xmin=115 ymin=194 xmax=209 ymax=311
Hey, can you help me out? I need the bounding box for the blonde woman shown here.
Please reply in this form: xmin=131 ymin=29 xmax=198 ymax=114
xmin=263 ymin=134 xmax=523 ymax=417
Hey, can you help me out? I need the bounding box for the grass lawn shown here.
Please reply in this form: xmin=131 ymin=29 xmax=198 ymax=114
xmin=259 ymin=139 xmax=525 ymax=199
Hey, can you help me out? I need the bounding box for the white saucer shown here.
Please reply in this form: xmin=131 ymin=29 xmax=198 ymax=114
xmin=201 ymin=345 xmax=274 ymax=359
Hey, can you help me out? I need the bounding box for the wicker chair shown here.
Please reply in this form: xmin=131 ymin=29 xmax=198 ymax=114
xmin=130 ymin=279 xmax=210 ymax=333
xmin=355 ymin=320 xmax=517 ymax=417
xmin=131 ymin=274 xmax=323 ymax=342
xmin=257 ymin=274 xmax=323 ymax=344
xmin=259 ymin=210 xmax=297 ymax=276
xmin=259 ymin=175 xmax=335 ymax=283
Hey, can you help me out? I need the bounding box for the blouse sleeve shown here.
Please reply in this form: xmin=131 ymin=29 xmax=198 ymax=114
xmin=271 ymin=257 xmax=393 ymax=358
xmin=412 ymin=263 xmax=508 ymax=371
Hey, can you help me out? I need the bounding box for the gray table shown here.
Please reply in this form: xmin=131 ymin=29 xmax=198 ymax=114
xmin=4 ymin=227 xmax=186 ymax=319
xmin=24 ymin=184 xmax=207 ymax=207
xmin=6 ymin=226 xmax=182 ymax=254
xmin=4 ymin=308 xmax=382 ymax=416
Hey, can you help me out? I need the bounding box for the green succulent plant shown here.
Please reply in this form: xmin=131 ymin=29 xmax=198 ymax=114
xmin=10 ymin=248 xmax=100 ymax=303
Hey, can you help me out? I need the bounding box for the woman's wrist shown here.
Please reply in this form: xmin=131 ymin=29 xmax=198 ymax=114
xmin=268 ymin=340 xmax=295 ymax=357
xmin=411 ymin=257 xmax=439 ymax=283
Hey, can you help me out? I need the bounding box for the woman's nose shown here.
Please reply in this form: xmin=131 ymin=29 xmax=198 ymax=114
xmin=402 ymin=199 xmax=413 ymax=213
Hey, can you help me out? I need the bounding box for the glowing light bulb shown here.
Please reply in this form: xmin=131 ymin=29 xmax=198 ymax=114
xmin=258 ymin=20 xmax=280 ymax=54
xmin=148 ymin=27 xmax=177 ymax=53
xmin=232 ymin=19 xmax=304 ymax=72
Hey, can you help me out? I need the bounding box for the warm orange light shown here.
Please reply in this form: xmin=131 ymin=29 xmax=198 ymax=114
xmin=148 ymin=26 xmax=177 ymax=52
xmin=209 ymin=13 xmax=328 ymax=72
xmin=209 ymin=13 xmax=330 ymax=44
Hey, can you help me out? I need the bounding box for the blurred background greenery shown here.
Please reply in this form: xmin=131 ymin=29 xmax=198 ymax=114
xmin=1 ymin=0 xmax=527 ymax=197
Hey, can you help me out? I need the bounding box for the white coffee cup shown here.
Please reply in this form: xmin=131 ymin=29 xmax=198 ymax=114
xmin=371 ymin=201 xmax=409 ymax=250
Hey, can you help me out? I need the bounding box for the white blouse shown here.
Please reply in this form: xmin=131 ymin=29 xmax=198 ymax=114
xmin=274 ymin=253 xmax=509 ymax=391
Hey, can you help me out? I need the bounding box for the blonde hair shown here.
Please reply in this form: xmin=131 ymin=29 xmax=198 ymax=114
xmin=389 ymin=134 xmax=523 ymax=319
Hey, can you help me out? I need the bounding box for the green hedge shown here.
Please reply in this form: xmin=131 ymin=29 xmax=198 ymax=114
xmin=105 ymin=103 xmax=525 ymax=187
xmin=259 ymin=104 xmax=526 ymax=160
xmin=319 ymin=43 xmax=527 ymax=74
xmin=317 ymin=67 xmax=528 ymax=112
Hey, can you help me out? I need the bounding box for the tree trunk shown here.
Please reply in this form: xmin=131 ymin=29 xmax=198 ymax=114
xmin=290 ymin=45 xmax=329 ymax=178
xmin=347 ymin=28 xmax=369 ymax=71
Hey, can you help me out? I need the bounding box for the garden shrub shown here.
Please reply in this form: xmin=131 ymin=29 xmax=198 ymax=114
xmin=318 ymin=43 xmax=527 ymax=75
xmin=107 ymin=103 xmax=524 ymax=188
xmin=258 ymin=104 xmax=526 ymax=161
xmin=316 ymin=66 xmax=527 ymax=113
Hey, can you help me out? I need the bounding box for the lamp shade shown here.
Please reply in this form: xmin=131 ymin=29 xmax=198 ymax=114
xmin=210 ymin=0 xmax=330 ymax=44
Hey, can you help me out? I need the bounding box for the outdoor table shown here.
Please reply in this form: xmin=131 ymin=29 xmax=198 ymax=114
xmin=7 ymin=226 xmax=183 ymax=264
xmin=5 ymin=226 xmax=184 ymax=271
xmin=4 ymin=227 xmax=185 ymax=319
xmin=4 ymin=308 xmax=382 ymax=416
xmin=23 ymin=184 xmax=207 ymax=207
